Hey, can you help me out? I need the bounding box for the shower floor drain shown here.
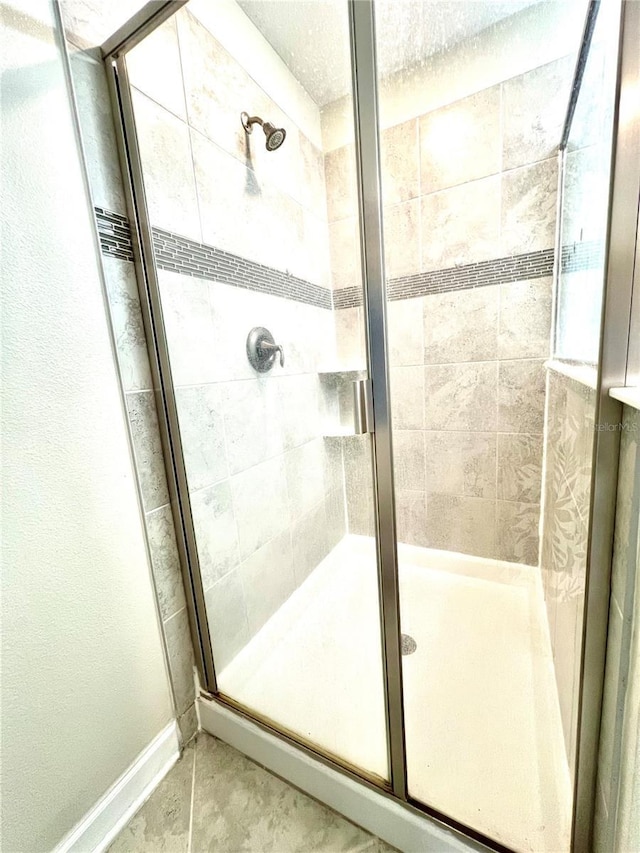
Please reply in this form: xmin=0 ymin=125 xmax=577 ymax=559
xmin=401 ymin=633 xmax=417 ymax=655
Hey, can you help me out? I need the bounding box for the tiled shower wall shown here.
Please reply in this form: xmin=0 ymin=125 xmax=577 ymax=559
xmin=62 ymin=36 xmax=198 ymax=741
xmin=540 ymin=367 xmax=596 ymax=774
xmin=126 ymin=10 xmax=348 ymax=672
xmin=324 ymin=57 xmax=572 ymax=563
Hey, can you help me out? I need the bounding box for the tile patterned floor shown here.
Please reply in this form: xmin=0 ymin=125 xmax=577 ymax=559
xmin=109 ymin=733 xmax=395 ymax=853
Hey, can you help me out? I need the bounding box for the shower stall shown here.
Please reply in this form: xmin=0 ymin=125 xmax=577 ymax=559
xmin=100 ymin=0 xmax=639 ymax=850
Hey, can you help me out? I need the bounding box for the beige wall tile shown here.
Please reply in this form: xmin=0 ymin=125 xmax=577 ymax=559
xmin=324 ymin=144 xmax=357 ymax=223
xmin=395 ymin=490 xmax=428 ymax=547
xmin=393 ymin=430 xmax=426 ymax=492
xmin=239 ymin=532 xmax=296 ymax=637
xmin=391 ymin=365 xmax=425 ymax=430
xmin=425 ymin=432 xmax=496 ymax=499
xmin=328 ymin=218 xmax=360 ymax=291
xmin=132 ymin=89 xmax=200 ymax=240
xmin=502 ymin=57 xmax=573 ymax=171
xmin=420 ymin=86 xmax=501 ymax=193
xmin=206 ymin=571 xmax=249 ymax=672
xmin=383 ymin=200 xmax=420 ymax=278
xmin=388 ymin=297 xmax=424 ymax=367
xmin=497 ymin=433 xmax=543 ymax=503
xmin=381 ymin=118 xmax=419 ymax=205
xmin=495 ymin=500 xmax=540 ymax=565
xmin=425 ymin=362 xmax=498 ymax=432
xmin=127 ymin=16 xmax=186 ymax=119
xmin=498 ymin=359 xmax=546 ymax=433
xmin=498 ymin=277 xmax=552 ymax=360
xmin=426 ymin=494 xmax=496 ymax=558
xmin=501 ymin=158 xmax=558 ymax=256
xmin=421 ymin=175 xmax=501 ymax=271
xmin=191 ymin=481 xmax=240 ymax=588
xmin=424 ymin=286 xmax=499 ymax=364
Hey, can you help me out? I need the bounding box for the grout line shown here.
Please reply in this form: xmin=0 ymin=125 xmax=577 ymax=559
xmin=187 ymin=737 xmax=196 ymax=853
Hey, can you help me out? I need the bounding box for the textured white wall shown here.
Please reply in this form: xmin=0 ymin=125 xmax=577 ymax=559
xmin=0 ymin=2 xmax=174 ymax=851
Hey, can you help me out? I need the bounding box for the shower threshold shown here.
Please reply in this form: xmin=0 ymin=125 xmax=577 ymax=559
xmin=212 ymin=534 xmax=571 ymax=853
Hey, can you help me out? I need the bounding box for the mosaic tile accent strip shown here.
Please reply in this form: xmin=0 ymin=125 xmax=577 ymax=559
xmin=152 ymin=227 xmax=332 ymax=310
xmin=94 ymin=209 xmax=604 ymax=313
xmin=333 ymin=249 xmax=556 ymax=308
xmin=560 ymin=239 xmax=605 ymax=274
xmin=95 ymin=207 xmax=134 ymax=262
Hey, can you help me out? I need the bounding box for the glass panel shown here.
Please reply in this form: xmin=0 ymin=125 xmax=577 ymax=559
xmin=375 ymin=0 xmax=619 ymax=849
xmin=125 ymin=2 xmax=388 ymax=780
xmin=555 ymin=2 xmax=621 ymax=364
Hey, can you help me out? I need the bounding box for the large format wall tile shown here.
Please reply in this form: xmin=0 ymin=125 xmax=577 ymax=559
xmin=383 ymin=199 xmax=420 ymax=278
xmin=421 ymin=175 xmax=501 ymax=270
xmin=238 ymin=532 xmax=296 ymax=637
xmin=177 ymin=9 xmax=260 ymax=165
xmin=191 ymin=481 xmax=240 ymax=589
xmin=343 ymin=436 xmax=376 ymax=537
xmin=158 ymin=271 xmax=217 ymax=386
xmin=498 ymin=359 xmax=546 ymax=433
xmin=324 ymin=144 xmax=357 ymax=223
xmin=328 ymin=217 xmax=360 ymax=291
xmin=395 ymin=489 xmax=428 ymax=547
xmin=502 ymin=57 xmax=573 ymax=171
xmin=146 ymin=504 xmax=187 ymax=622
xmin=299 ymin=133 xmax=328 ymax=221
xmin=285 ymin=439 xmax=327 ymax=519
xmin=497 ymin=433 xmax=543 ymax=503
xmin=394 ymin=430 xmax=426 ymax=492
xmin=70 ymin=52 xmax=126 ymax=214
xmin=496 ymin=500 xmax=540 ymax=565
xmin=164 ymin=608 xmax=196 ymax=716
xmin=426 ymin=494 xmax=496 ymax=559
xmin=425 ymin=432 xmax=496 ymax=499
xmin=277 ymin=374 xmax=320 ymax=450
xmin=423 ymin=285 xmax=499 ymax=364
xmin=425 ymin=362 xmax=498 ymax=432
xmin=420 ymin=86 xmax=501 ymax=193
xmin=291 ymin=500 xmax=330 ymax=585
xmin=501 ymin=158 xmax=558 ymax=256
xmin=391 ymin=365 xmax=425 ymax=430
xmin=102 ymin=257 xmax=153 ymax=392
xmin=126 ymin=391 xmax=170 ymax=511
xmin=176 ymin=384 xmax=228 ymax=491
xmin=498 ymin=277 xmax=552 ymax=360
xmin=381 ymin=118 xmax=419 ymax=205
xmin=191 ymin=129 xmax=303 ymax=279
xmin=388 ymin=296 xmax=424 ymax=366
xmin=132 ymin=88 xmax=200 ymax=241
xmin=206 ymin=571 xmax=250 ymax=673
xmin=230 ymin=456 xmax=290 ymax=561
xmin=126 ymin=15 xmax=186 ymax=119
xmin=222 ymin=379 xmax=284 ymax=475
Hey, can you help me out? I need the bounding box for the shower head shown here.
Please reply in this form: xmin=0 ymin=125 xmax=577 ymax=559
xmin=241 ymin=112 xmax=286 ymax=151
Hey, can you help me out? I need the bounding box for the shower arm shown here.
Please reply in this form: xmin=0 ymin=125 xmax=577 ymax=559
xmin=241 ymin=113 xmax=264 ymax=134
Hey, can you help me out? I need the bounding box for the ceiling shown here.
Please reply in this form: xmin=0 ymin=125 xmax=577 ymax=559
xmin=237 ymin=0 xmax=548 ymax=106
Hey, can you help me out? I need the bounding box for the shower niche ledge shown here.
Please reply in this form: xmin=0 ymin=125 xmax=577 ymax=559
xmin=318 ymin=368 xmax=368 ymax=438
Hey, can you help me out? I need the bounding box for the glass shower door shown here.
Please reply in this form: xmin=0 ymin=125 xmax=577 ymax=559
xmin=371 ymin=0 xmax=621 ymax=850
xmin=124 ymin=1 xmax=389 ymax=782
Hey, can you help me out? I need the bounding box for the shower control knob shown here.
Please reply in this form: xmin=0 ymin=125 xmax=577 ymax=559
xmin=246 ymin=327 xmax=284 ymax=372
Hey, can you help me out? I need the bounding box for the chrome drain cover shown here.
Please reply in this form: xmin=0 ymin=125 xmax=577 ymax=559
xmin=401 ymin=633 xmax=417 ymax=655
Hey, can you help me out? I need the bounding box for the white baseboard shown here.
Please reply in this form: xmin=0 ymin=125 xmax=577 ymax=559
xmin=198 ymin=698 xmax=487 ymax=853
xmin=53 ymin=721 xmax=180 ymax=853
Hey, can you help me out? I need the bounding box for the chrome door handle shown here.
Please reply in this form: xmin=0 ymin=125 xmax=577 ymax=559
xmin=353 ymin=379 xmax=374 ymax=434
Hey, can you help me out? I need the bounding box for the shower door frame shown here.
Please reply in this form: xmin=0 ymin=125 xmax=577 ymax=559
xmin=100 ymin=1 xmax=640 ymax=851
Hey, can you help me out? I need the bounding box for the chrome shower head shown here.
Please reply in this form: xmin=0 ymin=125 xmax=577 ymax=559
xmin=241 ymin=112 xmax=287 ymax=151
